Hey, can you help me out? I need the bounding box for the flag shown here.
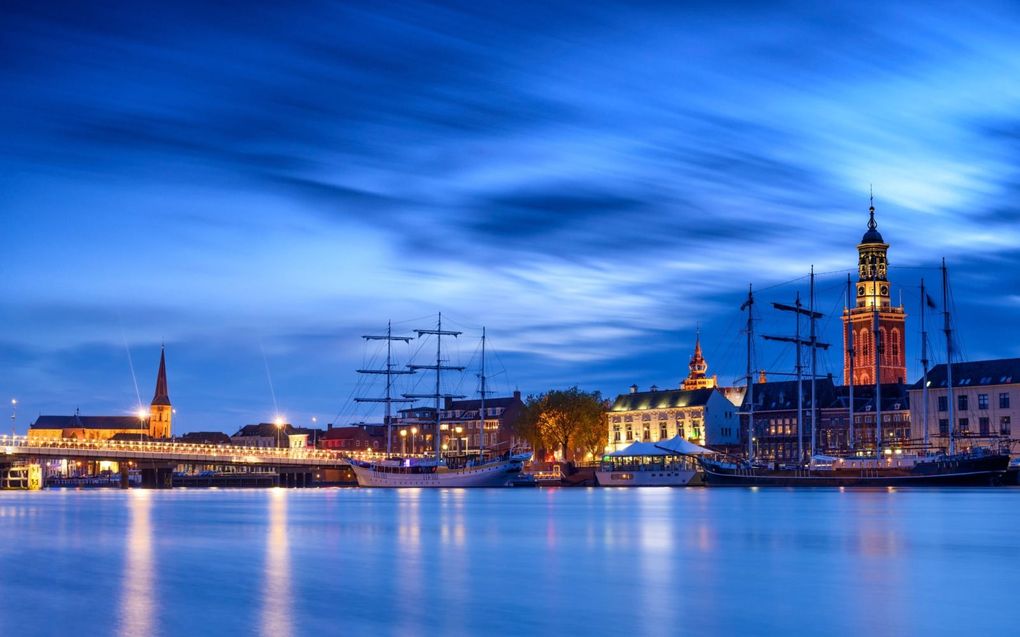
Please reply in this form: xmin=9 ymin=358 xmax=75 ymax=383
xmin=925 ymin=293 xmax=937 ymax=309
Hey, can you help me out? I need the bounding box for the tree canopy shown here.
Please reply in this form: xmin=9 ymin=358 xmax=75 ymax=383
xmin=510 ymin=387 xmax=607 ymax=461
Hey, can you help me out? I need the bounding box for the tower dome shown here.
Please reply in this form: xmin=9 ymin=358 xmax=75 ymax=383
xmin=860 ymin=202 xmax=884 ymax=244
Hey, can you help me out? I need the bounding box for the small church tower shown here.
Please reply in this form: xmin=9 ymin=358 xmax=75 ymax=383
xmin=842 ymin=198 xmax=907 ymax=385
xmin=682 ymin=330 xmax=718 ymax=390
xmin=149 ymin=346 xmax=172 ymax=438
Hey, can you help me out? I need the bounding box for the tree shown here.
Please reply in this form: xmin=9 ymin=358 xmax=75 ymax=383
xmin=509 ymin=387 xmax=606 ymax=462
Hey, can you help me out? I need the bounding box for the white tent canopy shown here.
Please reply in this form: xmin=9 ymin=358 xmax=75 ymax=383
xmin=653 ymin=435 xmax=714 ymax=456
xmin=609 ymin=436 xmax=714 ymax=457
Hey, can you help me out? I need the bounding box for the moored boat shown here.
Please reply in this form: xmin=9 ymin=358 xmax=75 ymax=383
xmin=595 ymin=435 xmax=713 ymax=487
xmin=699 ymin=447 xmax=1010 ymax=487
xmin=350 ymin=451 xmax=531 ymax=488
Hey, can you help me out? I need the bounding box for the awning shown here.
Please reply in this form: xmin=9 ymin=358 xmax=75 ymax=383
xmin=653 ymin=435 xmax=714 ymax=456
xmin=608 ymin=441 xmax=671 ymax=457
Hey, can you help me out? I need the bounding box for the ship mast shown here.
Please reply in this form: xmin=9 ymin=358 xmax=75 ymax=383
xmin=405 ymin=313 xmax=464 ymax=462
xmin=355 ymin=320 xmax=415 ymax=455
xmin=743 ymin=285 xmax=755 ymax=463
xmin=479 ymin=326 xmax=487 ymax=455
xmin=846 ymin=273 xmax=855 ymax=453
xmin=920 ymin=278 xmax=930 ymax=450
xmin=809 ymin=265 xmax=818 ymax=459
xmin=942 ymin=260 xmax=955 ymax=456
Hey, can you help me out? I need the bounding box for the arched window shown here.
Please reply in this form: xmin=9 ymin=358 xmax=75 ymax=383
xmin=860 ymin=328 xmax=870 ymax=358
xmin=879 ymin=327 xmax=887 ymax=364
xmin=891 ymin=329 xmax=900 ymax=360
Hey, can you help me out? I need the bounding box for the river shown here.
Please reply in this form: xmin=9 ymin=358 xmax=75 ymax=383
xmin=0 ymin=487 xmax=1016 ymax=636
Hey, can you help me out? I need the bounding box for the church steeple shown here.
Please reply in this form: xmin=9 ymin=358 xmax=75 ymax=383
xmin=149 ymin=346 xmax=172 ymax=438
xmin=682 ymin=329 xmax=717 ymax=390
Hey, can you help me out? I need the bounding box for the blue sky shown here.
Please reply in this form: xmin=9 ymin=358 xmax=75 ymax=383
xmin=3 ymin=1 xmax=1020 ymax=432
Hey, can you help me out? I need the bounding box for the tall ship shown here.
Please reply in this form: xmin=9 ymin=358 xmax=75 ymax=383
xmin=702 ymin=198 xmax=1010 ymax=487
xmin=349 ymin=315 xmax=530 ymax=488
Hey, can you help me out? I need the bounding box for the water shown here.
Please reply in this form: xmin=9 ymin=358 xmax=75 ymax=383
xmin=0 ymin=487 xmax=1016 ymax=636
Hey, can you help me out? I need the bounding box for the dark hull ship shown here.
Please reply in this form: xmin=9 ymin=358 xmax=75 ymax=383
xmin=699 ymin=449 xmax=1010 ymax=487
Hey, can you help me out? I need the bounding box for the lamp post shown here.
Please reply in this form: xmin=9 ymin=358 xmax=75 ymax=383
xmin=137 ymin=408 xmax=147 ymax=444
xmin=11 ymin=399 xmax=16 ymax=437
xmin=400 ymin=428 xmax=407 ymax=455
xmin=455 ymin=426 xmax=463 ymax=454
xmin=411 ymin=426 xmax=418 ymax=455
xmin=274 ymin=416 xmax=285 ymax=449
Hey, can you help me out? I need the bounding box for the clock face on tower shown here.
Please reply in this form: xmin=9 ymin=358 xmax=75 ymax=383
xmin=858 ymin=285 xmax=865 ymax=296
xmin=880 ymin=285 xmax=888 ymax=296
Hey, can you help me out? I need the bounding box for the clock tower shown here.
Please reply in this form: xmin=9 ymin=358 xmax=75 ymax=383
xmin=842 ymin=199 xmax=907 ymax=385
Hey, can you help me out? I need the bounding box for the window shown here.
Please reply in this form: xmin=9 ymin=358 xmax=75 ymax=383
xmin=643 ymin=429 xmax=650 ymax=441
xmin=938 ymin=419 xmax=949 ymax=435
xmin=1000 ymin=393 xmax=1010 ymax=409
xmin=959 ymin=418 xmax=969 ymax=433
xmin=642 ymin=413 xmax=651 ymax=422
xmin=978 ymin=394 xmax=989 ymax=410
xmin=1001 ymin=416 xmax=1011 ymax=435
xmin=614 ymin=431 xmax=621 ymax=442
xmin=979 ymin=417 xmax=990 ymax=436
xmin=612 ymin=416 xmax=621 ymax=424
xmin=937 ymin=396 xmax=947 ymax=412
xmin=660 ymin=425 xmax=667 ymax=439
xmin=958 ymin=395 xmax=968 ymax=411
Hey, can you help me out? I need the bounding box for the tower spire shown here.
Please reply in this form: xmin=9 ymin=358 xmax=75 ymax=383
xmin=151 ymin=345 xmax=170 ymax=406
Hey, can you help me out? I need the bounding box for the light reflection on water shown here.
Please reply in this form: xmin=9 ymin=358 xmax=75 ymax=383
xmin=0 ymin=487 xmax=1016 ymax=635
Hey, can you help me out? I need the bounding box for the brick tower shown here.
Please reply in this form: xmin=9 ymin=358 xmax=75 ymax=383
xmin=842 ymin=199 xmax=907 ymax=385
xmin=149 ymin=346 xmax=173 ymax=438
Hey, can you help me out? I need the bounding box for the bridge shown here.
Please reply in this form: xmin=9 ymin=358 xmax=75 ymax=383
xmin=1 ymin=435 xmax=358 ymax=489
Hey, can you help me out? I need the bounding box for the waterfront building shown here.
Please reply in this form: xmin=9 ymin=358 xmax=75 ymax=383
xmin=391 ymin=391 xmax=526 ymax=453
xmin=606 ymin=339 xmax=741 ymax=453
xmin=319 ymin=424 xmax=385 ymax=452
xmin=28 ymin=347 xmax=173 ymax=441
xmin=841 ymin=203 xmax=908 ymax=385
xmin=827 ymin=383 xmax=911 ymax=454
xmin=909 ymin=358 xmax=1019 ymax=451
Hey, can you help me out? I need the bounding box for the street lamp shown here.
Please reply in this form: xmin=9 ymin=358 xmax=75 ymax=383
xmin=400 ymin=428 xmax=407 ymax=455
xmin=274 ymin=416 xmax=285 ymax=449
xmin=411 ymin=426 xmax=418 ymax=455
xmin=455 ymin=426 xmax=463 ymax=454
xmin=10 ymin=399 xmax=16 ymax=437
xmin=136 ymin=407 xmax=147 ymax=443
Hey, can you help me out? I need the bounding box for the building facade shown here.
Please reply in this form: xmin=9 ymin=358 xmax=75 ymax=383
xmin=909 ymin=358 xmax=1019 ymax=452
xmin=842 ymin=203 xmax=908 ymax=386
xmin=390 ymin=391 xmax=526 ymax=454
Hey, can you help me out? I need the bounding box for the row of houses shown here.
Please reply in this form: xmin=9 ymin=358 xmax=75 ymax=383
xmin=606 ymin=356 xmax=1020 ymax=461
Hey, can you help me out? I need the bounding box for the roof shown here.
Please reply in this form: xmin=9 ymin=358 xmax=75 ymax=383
xmin=741 ymin=378 xmax=839 ymax=411
xmin=655 ymin=435 xmax=713 ymax=455
xmin=321 ymin=426 xmax=384 ymax=440
xmin=31 ymin=415 xmax=148 ymax=430
xmin=233 ymin=423 xmax=295 ymax=437
xmin=611 ymin=388 xmax=717 ymax=412
xmin=833 ymin=383 xmax=910 ymax=412
xmin=860 ymin=206 xmax=884 ymax=244
xmin=912 ymin=358 xmax=1020 ymax=390
xmin=151 ymin=347 xmax=170 ymax=406
xmin=178 ymin=431 xmax=232 ymax=444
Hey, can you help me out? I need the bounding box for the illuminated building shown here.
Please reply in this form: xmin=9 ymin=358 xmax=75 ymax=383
xmin=841 ymin=201 xmax=907 ymax=385
xmin=909 ymin=358 xmax=1019 ymax=451
xmin=28 ymin=348 xmax=173 ymax=441
xmin=606 ymin=338 xmax=742 ymax=452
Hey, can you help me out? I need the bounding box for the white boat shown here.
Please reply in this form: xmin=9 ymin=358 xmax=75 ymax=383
xmin=350 ymin=452 xmax=531 ymax=488
xmin=350 ymin=316 xmax=529 ymax=488
xmin=596 ymin=436 xmax=712 ymax=487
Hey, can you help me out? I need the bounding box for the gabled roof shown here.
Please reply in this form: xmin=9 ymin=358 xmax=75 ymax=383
xmin=912 ymin=358 xmax=1020 ymax=390
xmin=833 ymin=383 xmax=910 ymax=412
xmin=741 ymin=378 xmax=839 ymax=411
xmin=179 ymin=431 xmax=232 ymax=444
xmin=31 ymin=415 xmax=148 ymax=430
xmin=233 ymin=423 xmax=294 ymax=437
xmin=321 ymin=426 xmax=384 ymax=440
xmin=611 ymin=387 xmax=717 ymax=412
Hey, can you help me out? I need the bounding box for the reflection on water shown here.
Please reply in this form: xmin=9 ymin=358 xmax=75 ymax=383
xmin=0 ymin=488 xmax=1017 ymax=635
xmin=261 ymin=489 xmax=291 ymax=637
xmin=118 ymin=490 xmax=154 ymax=637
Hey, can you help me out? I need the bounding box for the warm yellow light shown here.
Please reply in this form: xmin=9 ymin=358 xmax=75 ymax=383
xmin=136 ymin=408 xmax=147 ymax=420
xmin=400 ymin=429 xmax=407 ymax=437
xmin=411 ymin=427 xmax=418 ymax=434
xmin=442 ymin=443 xmax=448 ymax=450
xmin=274 ymin=417 xmax=284 ymax=428
xmin=455 ymin=426 xmax=462 ymax=434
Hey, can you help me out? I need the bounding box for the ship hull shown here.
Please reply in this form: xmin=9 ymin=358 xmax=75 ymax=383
xmin=351 ymin=458 xmax=525 ymax=488
xmin=595 ymin=468 xmax=702 ymax=487
xmin=701 ymin=453 xmax=1010 ymax=487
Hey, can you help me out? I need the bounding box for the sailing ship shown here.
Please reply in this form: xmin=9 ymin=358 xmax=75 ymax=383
xmin=702 ymin=241 xmax=1010 ymax=486
xmin=349 ymin=315 xmax=530 ymax=488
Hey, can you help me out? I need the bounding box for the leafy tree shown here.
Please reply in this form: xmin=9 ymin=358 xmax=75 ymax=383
xmin=511 ymin=387 xmax=606 ymax=461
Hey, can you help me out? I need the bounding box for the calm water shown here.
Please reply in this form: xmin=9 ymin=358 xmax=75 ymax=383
xmin=0 ymin=487 xmax=1017 ymax=636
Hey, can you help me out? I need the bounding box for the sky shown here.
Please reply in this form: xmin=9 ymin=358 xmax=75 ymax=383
xmin=3 ymin=1 xmax=1020 ymax=433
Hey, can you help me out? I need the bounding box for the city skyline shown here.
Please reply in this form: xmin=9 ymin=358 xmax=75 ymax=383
xmin=4 ymin=2 xmax=1020 ymax=430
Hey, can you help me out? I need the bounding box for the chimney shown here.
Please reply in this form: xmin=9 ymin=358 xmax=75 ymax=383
xmin=630 ymin=384 xmax=638 ymax=394
xmin=444 ymin=396 xmax=454 ymax=410
xmin=513 ymin=390 xmax=521 ymax=401
xmin=327 ymin=423 xmax=333 ymax=430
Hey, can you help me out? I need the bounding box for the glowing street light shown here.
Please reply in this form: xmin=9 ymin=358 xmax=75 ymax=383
xmin=136 ymin=407 xmax=147 ymax=443
xmin=411 ymin=426 xmax=418 ymax=455
xmin=274 ymin=416 xmax=285 ymax=448
xmin=400 ymin=428 xmax=408 ymax=455
xmin=10 ymin=399 xmax=16 ymax=437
